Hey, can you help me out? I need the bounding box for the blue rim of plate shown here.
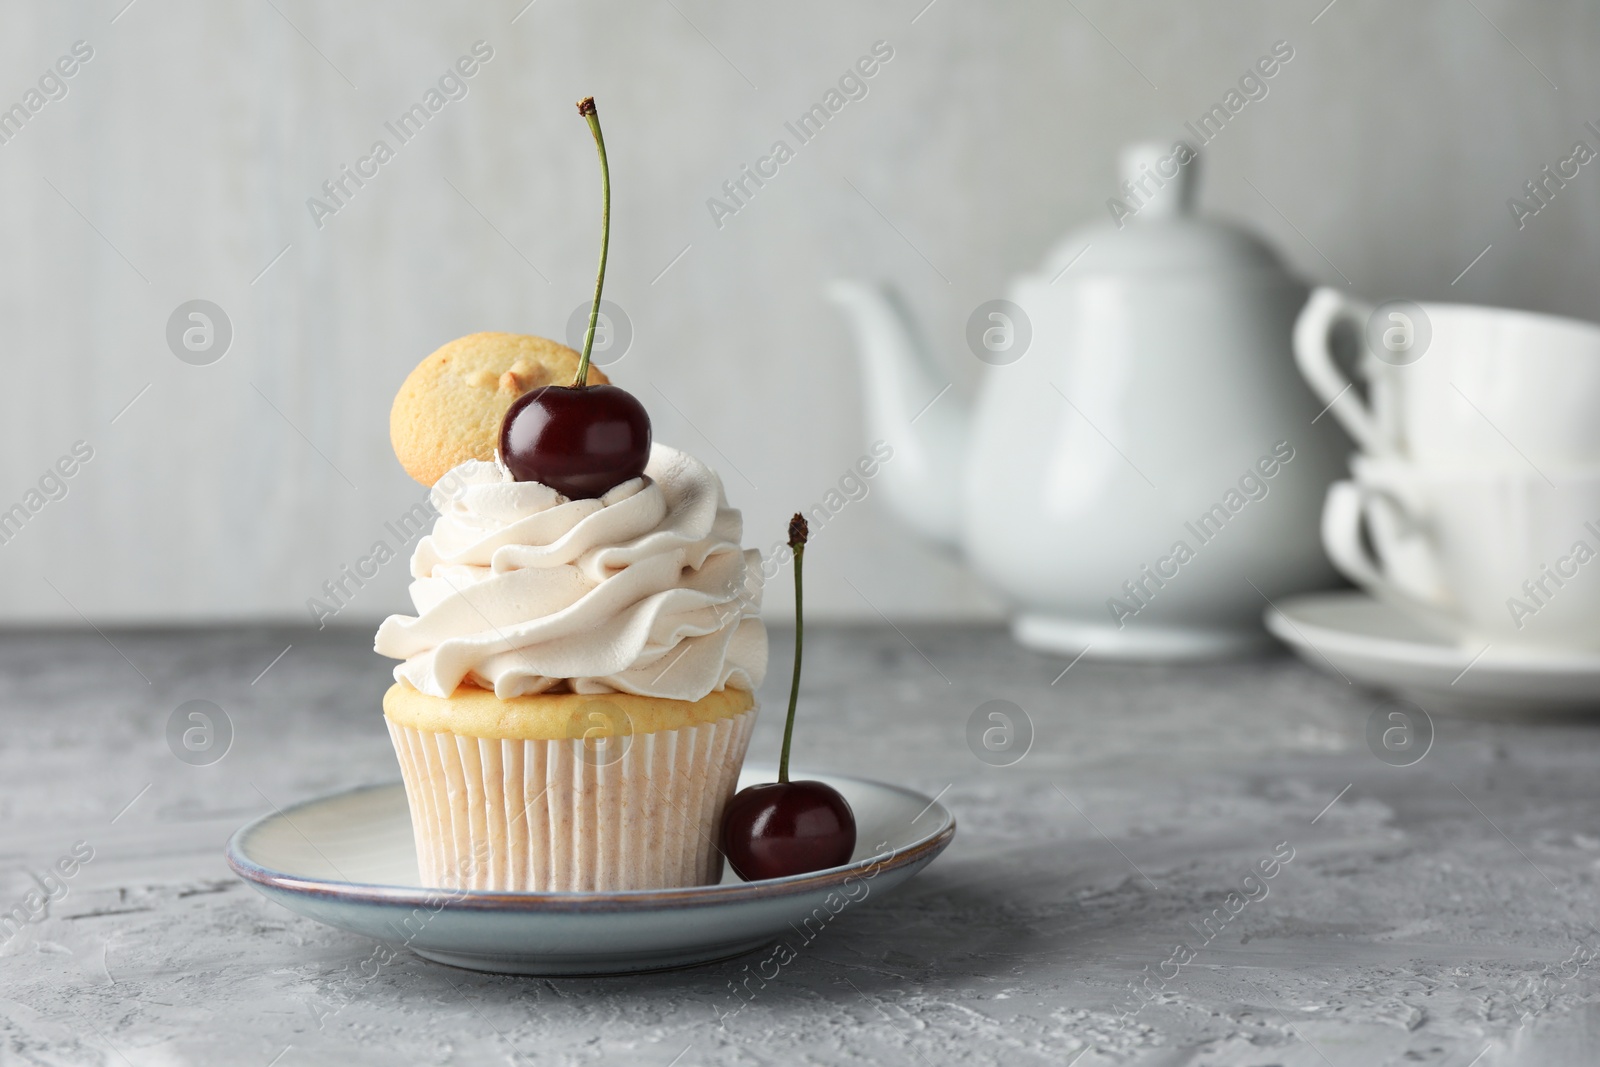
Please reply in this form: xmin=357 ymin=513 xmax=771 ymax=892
xmin=225 ymin=777 xmax=956 ymax=914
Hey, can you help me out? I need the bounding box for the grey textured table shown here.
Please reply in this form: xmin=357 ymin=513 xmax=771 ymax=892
xmin=2 ymin=624 xmax=1597 ymax=1066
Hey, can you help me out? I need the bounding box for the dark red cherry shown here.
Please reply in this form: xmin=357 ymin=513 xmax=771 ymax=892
xmin=499 ymin=383 xmax=651 ymax=499
xmin=722 ymin=780 xmax=857 ymax=881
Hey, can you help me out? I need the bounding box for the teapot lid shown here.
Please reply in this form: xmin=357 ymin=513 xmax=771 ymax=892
xmin=1038 ymin=141 xmax=1295 ymax=280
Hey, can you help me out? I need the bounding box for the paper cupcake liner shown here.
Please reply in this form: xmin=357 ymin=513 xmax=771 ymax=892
xmin=386 ymin=706 xmax=755 ymax=892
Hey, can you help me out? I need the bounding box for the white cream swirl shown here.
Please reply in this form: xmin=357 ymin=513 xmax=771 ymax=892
xmin=375 ymin=444 xmax=767 ymax=700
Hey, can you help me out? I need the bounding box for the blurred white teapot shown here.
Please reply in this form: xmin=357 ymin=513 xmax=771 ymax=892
xmin=829 ymin=143 xmax=1348 ymax=659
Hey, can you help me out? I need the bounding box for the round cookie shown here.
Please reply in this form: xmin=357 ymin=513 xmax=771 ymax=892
xmin=390 ymin=332 xmax=611 ymax=486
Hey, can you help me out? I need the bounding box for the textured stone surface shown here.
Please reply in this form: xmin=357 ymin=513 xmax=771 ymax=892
xmin=2 ymin=624 xmax=1598 ymax=1065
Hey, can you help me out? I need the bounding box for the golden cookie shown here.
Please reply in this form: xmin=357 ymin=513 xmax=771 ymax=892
xmin=389 ymin=332 xmax=611 ymax=486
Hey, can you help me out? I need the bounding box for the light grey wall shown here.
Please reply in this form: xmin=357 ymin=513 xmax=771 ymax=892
xmin=0 ymin=0 xmax=1594 ymax=624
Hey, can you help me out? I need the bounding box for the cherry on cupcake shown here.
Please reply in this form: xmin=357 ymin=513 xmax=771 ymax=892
xmin=722 ymin=514 xmax=858 ymax=881
xmin=501 ymin=383 xmax=650 ymax=498
xmin=500 ymin=98 xmax=651 ymax=499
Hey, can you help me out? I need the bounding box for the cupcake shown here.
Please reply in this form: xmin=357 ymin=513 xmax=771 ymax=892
xmin=375 ymin=97 xmax=765 ymax=891
xmin=376 ymin=431 xmax=766 ymax=891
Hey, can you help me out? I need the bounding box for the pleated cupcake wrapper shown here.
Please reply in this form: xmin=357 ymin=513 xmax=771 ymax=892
xmin=387 ymin=707 xmax=755 ymax=892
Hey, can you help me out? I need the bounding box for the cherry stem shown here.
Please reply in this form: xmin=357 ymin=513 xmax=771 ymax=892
xmin=777 ymin=513 xmax=808 ymax=784
xmin=575 ymin=97 xmax=609 ymax=389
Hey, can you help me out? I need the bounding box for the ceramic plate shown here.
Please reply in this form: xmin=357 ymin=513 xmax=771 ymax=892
xmin=1265 ymin=590 xmax=1600 ymax=713
xmin=226 ymin=765 xmax=955 ymax=976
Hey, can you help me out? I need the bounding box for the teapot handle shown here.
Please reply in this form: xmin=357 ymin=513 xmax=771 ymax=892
xmin=1294 ymin=288 xmax=1385 ymax=453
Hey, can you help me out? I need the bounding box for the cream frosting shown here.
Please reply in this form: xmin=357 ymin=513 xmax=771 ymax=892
xmin=375 ymin=444 xmax=766 ymax=700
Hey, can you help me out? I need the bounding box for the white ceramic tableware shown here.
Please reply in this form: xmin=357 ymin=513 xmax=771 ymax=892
xmin=226 ymin=766 xmax=956 ymax=976
xmin=1295 ymin=287 xmax=1600 ymax=466
xmin=1322 ymin=456 xmax=1600 ymax=651
xmin=832 ymin=142 xmax=1347 ymax=661
xmin=1265 ymin=590 xmax=1600 ymax=714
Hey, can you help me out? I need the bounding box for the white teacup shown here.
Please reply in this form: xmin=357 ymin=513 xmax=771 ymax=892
xmin=1295 ymin=288 xmax=1600 ymax=467
xmin=1322 ymin=456 xmax=1600 ymax=651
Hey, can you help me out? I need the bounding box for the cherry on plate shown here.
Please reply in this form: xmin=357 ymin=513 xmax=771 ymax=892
xmin=723 ymin=779 xmax=857 ymax=882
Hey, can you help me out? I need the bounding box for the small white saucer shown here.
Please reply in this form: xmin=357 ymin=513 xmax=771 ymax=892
xmin=226 ymin=765 xmax=955 ymax=976
xmin=1265 ymin=591 xmax=1600 ymax=713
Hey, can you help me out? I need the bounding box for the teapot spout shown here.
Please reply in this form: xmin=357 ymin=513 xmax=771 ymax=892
xmin=827 ymin=280 xmax=970 ymax=547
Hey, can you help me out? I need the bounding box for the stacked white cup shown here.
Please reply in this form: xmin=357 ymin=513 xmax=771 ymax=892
xmin=1293 ymin=288 xmax=1600 ymax=653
